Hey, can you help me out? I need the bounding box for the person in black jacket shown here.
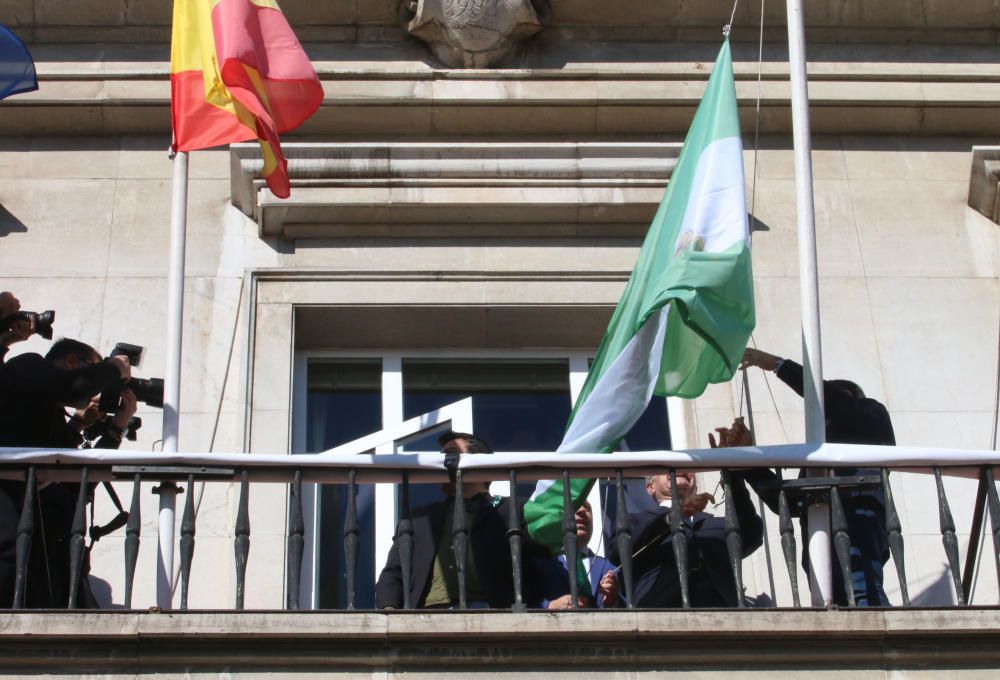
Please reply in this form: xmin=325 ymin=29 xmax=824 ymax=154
xmin=0 ymin=338 xmax=130 ymax=608
xmin=0 ymin=292 xmax=30 ymax=365
xmin=376 ymin=431 xmax=538 ymax=609
xmin=741 ymin=347 xmax=893 ymax=606
xmin=608 ymin=419 xmax=764 ymax=608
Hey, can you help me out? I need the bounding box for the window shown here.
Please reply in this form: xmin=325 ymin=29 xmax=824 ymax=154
xmin=297 ymin=352 xmax=670 ymax=609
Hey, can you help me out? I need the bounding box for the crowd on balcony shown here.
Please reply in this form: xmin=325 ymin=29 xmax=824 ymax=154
xmin=0 ymin=289 xmax=895 ymax=610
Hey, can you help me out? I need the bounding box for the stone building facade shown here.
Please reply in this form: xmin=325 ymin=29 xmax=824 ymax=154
xmin=1 ymin=1 xmax=999 ymax=675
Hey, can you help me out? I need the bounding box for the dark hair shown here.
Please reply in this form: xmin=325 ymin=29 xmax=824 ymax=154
xmin=437 ymin=430 xmax=493 ymax=454
xmin=45 ymin=338 xmax=99 ymax=363
xmin=827 ymin=379 xmax=865 ymax=400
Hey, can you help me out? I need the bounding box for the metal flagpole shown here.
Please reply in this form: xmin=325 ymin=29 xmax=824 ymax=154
xmin=785 ymin=0 xmax=832 ymax=605
xmin=153 ymin=148 xmax=189 ymax=609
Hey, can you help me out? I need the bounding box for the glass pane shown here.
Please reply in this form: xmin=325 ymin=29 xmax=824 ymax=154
xmin=621 ymin=395 xmax=671 ymax=451
xmin=305 ymin=359 xmax=381 ymax=610
xmin=402 ymin=359 xmax=571 ymax=451
xmin=402 ymin=358 xmax=573 ymax=508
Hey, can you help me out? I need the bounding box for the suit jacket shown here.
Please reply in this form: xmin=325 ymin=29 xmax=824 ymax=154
xmin=375 ymin=494 xmax=541 ymax=609
xmin=609 ymin=473 xmax=762 ymax=608
xmin=776 ymin=359 xmax=894 ymax=509
xmin=533 ymin=549 xmax=620 ymax=608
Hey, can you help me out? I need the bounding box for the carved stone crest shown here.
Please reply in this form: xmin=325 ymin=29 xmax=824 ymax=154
xmin=406 ymin=0 xmax=543 ymax=68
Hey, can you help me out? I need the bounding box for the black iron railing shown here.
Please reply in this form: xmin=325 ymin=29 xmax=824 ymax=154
xmin=0 ymin=447 xmax=998 ymax=611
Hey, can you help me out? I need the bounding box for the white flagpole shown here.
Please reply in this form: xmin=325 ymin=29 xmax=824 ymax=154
xmin=154 ymin=148 xmax=189 ymax=609
xmin=785 ymin=0 xmax=832 ymax=606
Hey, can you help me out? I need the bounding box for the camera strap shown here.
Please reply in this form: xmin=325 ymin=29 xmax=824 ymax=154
xmin=88 ymin=482 xmax=129 ymax=545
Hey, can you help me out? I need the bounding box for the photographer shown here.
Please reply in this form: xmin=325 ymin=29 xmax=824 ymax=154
xmin=71 ymin=389 xmax=138 ymax=450
xmin=0 ymin=292 xmax=31 ymax=364
xmin=0 ymin=338 xmax=130 ymax=608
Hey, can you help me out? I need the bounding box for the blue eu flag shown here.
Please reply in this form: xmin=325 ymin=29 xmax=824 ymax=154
xmin=0 ymin=23 xmax=37 ymax=101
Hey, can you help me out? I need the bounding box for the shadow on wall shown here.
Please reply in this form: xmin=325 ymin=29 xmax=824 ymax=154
xmin=910 ymin=565 xmax=958 ymax=606
xmin=0 ymin=204 xmax=27 ymax=237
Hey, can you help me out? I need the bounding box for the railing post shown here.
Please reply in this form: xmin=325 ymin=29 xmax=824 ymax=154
xmin=123 ymin=474 xmax=141 ymax=609
xmin=776 ymin=471 xmax=802 ymax=607
xmin=399 ymin=471 xmax=414 ymax=609
xmin=561 ymin=469 xmax=579 ymax=608
xmin=613 ymin=469 xmax=634 ymax=608
xmin=286 ymin=469 xmax=304 ymax=610
xmin=935 ymin=467 xmax=966 ymax=605
xmin=452 ymin=468 xmax=468 ymax=609
xmin=669 ymin=469 xmax=690 ymax=608
xmin=829 ymin=486 xmax=856 ymax=607
xmin=234 ymin=470 xmax=250 ymax=610
xmin=67 ymin=467 xmax=89 ymax=608
xmin=343 ymin=468 xmax=360 ymax=610
xmin=506 ymin=469 xmax=526 ymax=612
xmin=13 ymin=466 xmax=36 ymax=608
xmin=963 ymin=469 xmax=989 ymax=603
xmin=721 ymin=469 xmax=745 ymax=608
xmin=179 ymin=475 xmax=196 ymax=610
xmin=985 ymin=466 xmax=1000 ymax=604
xmin=881 ymin=468 xmax=909 ymax=606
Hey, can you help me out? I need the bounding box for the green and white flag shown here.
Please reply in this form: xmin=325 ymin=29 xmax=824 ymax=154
xmin=525 ymin=39 xmax=755 ymax=549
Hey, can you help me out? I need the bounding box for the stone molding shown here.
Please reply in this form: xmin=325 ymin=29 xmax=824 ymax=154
xmin=969 ymin=146 xmax=1000 ymax=225
xmin=1 ymin=610 xmax=999 ymax=674
xmin=405 ymin=0 xmax=543 ymax=68
xmin=230 ymin=142 xmax=680 ymax=240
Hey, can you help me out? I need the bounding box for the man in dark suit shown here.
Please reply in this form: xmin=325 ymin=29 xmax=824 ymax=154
xmin=533 ymin=500 xmax=620 ymax=608
xmin=741 ymin=348 xmax=894 ymax=606
xmin=609 ymin=419 xmax=763 ymax=608
xmin=375 ymin=430 xmax=534 ymax=609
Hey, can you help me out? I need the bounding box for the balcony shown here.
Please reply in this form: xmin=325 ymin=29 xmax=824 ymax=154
xmin=1 ymin=441 xmax=999 ymax=676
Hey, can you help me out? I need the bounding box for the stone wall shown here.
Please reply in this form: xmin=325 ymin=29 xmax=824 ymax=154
xmin=0 ymin=1 xmax=997 ymax=610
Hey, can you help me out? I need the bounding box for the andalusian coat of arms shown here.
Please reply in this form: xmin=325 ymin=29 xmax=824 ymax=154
xmin=406 ymin=0 xmax=543 ymax=68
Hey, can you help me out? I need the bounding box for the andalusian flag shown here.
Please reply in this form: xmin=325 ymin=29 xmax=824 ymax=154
xmin=170 ymin=0 xmax=322 ymax=198
xmin=525 ymin=40 xmax=755 ymax=549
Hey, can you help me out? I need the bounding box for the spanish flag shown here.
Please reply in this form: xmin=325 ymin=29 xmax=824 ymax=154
xmin=170 ymin=0 xmax=322 ymax=198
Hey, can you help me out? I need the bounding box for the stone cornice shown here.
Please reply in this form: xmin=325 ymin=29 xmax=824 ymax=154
xmin=230 ymin=142 xmax=679 ymax=240
xmin=1 ymin=610 xmax=998 ymax=673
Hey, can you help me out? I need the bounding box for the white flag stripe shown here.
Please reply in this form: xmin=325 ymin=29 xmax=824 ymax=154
xmin=557 ymin=305 xmax=670 ymax=453
xmin=675 ymin=136 xmax=748 ymax=254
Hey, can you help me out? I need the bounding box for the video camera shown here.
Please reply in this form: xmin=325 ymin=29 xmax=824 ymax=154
xmin=98 ymin=342 xmax=164 ymax=414
xmin=84 ymin=415 xmax=142 ymax=442
xmin=0 ymin=310 xmax=55 ymax=340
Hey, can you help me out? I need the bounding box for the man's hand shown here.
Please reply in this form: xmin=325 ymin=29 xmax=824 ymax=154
xmin=740 ymin=348 xmax=781 ymax=372
xmin=708 ymin=417 xmax=753 ymax=448
xmin=0 ymin=292 xmax=19 ymax=319
xmin=682 ymin=492 xmax=714 ymax=516
xmin=72 ymin=396 xmax=106 ymax=432
xmin=547 ymin=594 xmax=588 ymax=610
xmin=110 ymin=389 xmax=137 ymax=430
xmin=598 ymin=570 xmax=619 ymax=606
xmin=109 ymin=354 xmax=132 ymax=381
xmin=0 ymin=318 xmax=31 ymax=349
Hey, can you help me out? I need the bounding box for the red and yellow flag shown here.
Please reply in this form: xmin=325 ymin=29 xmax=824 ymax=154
xmin=170 ymin=0 xmax=322 ymax=198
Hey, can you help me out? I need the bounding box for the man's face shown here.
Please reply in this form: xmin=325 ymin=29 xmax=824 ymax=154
xmin=646 ymin=472 xmax=695 ymax=504
xmin=440 ymin=437 xmax=471 ymax=455
xmin=440 ymin=436 xmax=490 ymax=497
xmin=574 ymin=501 xmax=593 ymax=547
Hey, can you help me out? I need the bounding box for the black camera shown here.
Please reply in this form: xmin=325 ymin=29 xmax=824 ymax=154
xmin=98 ymin=342 xmax=165 ymax=414
xmin=1 ymin=310 xmax=55 ymax=340
xmin=84 ymin=416 xmax=142 ymax=442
